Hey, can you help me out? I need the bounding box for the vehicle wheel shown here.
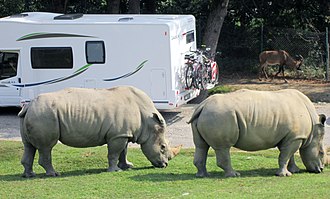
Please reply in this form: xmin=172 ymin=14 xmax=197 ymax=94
xmin=185 ymin=65 xmax=194 ymax=89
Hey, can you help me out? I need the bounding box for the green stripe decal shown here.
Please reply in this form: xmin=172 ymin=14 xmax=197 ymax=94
xmin=9 ymin=61 xmax=146 ymax=87
xmin=17 ymin=33 xmax=94 ymax=41
xmin=103 ymin=60 xmax=147 ymax=81
xmin=75 ymin=63 xmax=92 ymax=74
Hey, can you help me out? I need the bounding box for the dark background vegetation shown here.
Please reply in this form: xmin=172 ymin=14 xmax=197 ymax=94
xmin=1 ymin=0 xmax=329 ymax=79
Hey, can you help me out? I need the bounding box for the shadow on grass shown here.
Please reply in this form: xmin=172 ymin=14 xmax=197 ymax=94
xmin=129 ymin=168 xmax=284 ymax=182
xmin=0 ymin=166 xmax=156 ymax=181
xmin=0 ymin=168 xmax=107 ymax=181
xmin=0 ymin=167 xmax=315 ymax=182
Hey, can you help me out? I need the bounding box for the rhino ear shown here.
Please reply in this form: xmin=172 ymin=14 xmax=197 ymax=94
xmin=152 ymin=113 xmax=165 ymax=127
xmin=319 ymin=114 xmax=326 ymax=126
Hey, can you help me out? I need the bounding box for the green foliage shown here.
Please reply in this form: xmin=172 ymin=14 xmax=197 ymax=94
xmin=1 ymin=141 xmax=330 ymax=198
xmin=0 ymin=1 xmax=328 ymax=80
xmin=0 ymin=0 xmax=25 ymax=17
xmin=217 ymin=1 xmax=329 ymax=79
xmin=208 ymin=85 xmax=234 ymax=95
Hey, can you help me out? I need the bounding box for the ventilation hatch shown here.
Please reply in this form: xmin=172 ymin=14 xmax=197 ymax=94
xmin=118 ymin=17 xmax=134 ymax=22
xmin=10 ymin=13 xmax=29 ymax=18
xmin=54 ymin=13 xmax=83 ymax=20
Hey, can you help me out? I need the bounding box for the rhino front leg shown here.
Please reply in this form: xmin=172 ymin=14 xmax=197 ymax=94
xmin=117 ymin=143 xmax=134 ymax=170
xmin=21 ymin=142 xmax=37 ymax=178
xmin=107 ymin=138 xmax=129 ymax=172
xmin=194 ymin=146 xmax=210 ymax=177
xmin=288 ymin=155 xmax=300 ymax=173
xmin=38 ymin=147 xmax=59 ymax=177
xmin=277 ymin=140 xmax=302 ymax=176
xmin=215 ymin=147 xmax=240 ymax=177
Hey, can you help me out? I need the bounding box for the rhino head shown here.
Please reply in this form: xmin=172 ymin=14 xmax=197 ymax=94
xmin=140 ymin=113 xmax=179 ymax=168
xmin=300 ymin=114 xmax=326 ymax=173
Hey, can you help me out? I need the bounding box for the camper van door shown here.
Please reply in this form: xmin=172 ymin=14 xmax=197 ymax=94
xmin=0 ymin=51 xmax=21 ymax=106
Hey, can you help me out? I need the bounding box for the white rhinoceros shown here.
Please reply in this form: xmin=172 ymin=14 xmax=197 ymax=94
xmin=18 ymin=86 xmax=177 ymax=177
xmin=188 ymin=89 xmax=327 ymax=177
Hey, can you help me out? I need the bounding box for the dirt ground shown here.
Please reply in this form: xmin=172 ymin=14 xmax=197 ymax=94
xmin=218 ymin=73 xmax=330 ymax=103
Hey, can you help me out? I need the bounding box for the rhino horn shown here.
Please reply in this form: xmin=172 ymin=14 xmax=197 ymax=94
xmin=170 ymin=144 xmax=183 ymax=158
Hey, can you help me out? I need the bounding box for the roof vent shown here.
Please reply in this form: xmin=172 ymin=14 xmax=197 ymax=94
xmin=118 ymin=17 xmax=134 ymax=22
xmin=10 ymin=13 xmax=29 ymax=18
xmin=54 ymin=13 xmax=83 ymax=20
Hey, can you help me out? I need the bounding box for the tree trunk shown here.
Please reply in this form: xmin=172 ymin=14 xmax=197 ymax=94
xmin=63 ymin=0 xmax=69 ymax=13
xmin=24 ymin=0 xmax=30 ymax=11
xmin=202 ymin=0 xmax=229 ymax=57
xmin=108 ymin=0 xmax=121 ymax=14
xmin=144 ymin=0 xmax=156 ymax=14
xmin=128 ymin=0 xmax=140 ymax=14
xmin=52 ymin=0 xmax=66 ymax=13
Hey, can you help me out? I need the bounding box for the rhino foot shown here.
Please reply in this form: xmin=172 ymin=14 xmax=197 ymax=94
xmin=225 ymin=171 xmax=240 ymax=178
xmin=107 ymin=165 xmax=122 ymax=172
xmin=288 ymin=165 xmax=300 ymax=173
xmin=46 ymin=171 xmax=60 ymax=177
xmin=196 ymin=171 xmax=209 ymax=178
xmin=276 ymin=169 xmax=292 ymax=177
xmin=117 ymin=162 xmax=134 ymax=170
xmin=22 ymin=171 xmax=36 ymax=178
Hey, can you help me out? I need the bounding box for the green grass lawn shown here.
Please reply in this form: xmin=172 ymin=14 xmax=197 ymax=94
xmin=0 ymin=140 xmax=329 ymax=199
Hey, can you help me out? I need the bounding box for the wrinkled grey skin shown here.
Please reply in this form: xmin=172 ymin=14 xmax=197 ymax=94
xmin=18 ymin=86 xmax=173 ymax=177
xmin=188 ymin=89 xmax=327 ymax=177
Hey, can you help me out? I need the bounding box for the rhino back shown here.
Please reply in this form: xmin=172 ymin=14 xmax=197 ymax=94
xmin=196 ymin=89 xmax=315 ymax=151
xmin=23 ymin=87 xmax=155 ymax=148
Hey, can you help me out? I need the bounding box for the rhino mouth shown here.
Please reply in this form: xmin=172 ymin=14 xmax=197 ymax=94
xmin=307 ymin=166 xmax=323 ymax=173
xmin=152 ymin=161 xmax=168 ymax=168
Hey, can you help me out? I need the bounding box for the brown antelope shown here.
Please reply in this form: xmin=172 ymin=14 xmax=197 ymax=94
xmin=259 ymin=50 xmax=303 ymax=82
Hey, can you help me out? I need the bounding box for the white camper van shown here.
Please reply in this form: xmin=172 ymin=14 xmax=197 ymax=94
xmin=0 ymin=12 xmax=200 ymax=109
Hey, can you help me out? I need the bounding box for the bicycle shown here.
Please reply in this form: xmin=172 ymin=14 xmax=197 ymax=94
xmin=184 ymin=48 xmax=219 ymax=90
xmin=203 ymin=48 xmax=219 ymax=86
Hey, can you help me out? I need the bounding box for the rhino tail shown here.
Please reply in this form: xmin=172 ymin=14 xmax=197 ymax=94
xmin=187 ymin=102 xmax=206 ymax=124
xmin=18 ymin=102 xmax=31 ymax=118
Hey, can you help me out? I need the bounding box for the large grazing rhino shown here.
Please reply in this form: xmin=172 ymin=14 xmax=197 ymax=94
xmin=18 ymin=86 xmax=178 ymax=177
xmin=188 ymin=89 xmax=327 ymax=177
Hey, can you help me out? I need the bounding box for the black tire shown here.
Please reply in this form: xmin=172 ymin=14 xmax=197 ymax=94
xmin=185 ymin=65 xmax=194 ymax=89
xmin=200 ymin=66 xmax=208 ymax=90
xmin=195 ymin=65 xmax=207 ymax=90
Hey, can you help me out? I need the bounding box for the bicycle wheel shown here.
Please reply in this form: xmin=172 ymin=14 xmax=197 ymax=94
xmin=185 ymin=65 xmax=194 ymax=89
xmin=200 ymin=67 xmax=208 ymax=90
xmin=195 ymin=65 xmax=207 ymax=90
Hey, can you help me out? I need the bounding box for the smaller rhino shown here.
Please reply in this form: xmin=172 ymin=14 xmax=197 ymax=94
xmin=18 ymin=86 xmax=179 ymax=177
xmin=188 ymin=89 xmax=327 ymax=177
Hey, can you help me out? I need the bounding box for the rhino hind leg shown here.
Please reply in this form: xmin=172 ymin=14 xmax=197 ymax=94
xmin=117 ymin=143 xmax=134 ymax=170
xmin=107 ymin=138 xmax=129 ymax=172
xmin=21 ymin=142 xmax=37 ymax=178
xmin=215 ymin=147 xmax=240 ymax=177
xmin=194 ymin=146 xmax=210 ymax=177
xmin=38 ymin=148 xmax=59 ymax=177
xmin=276 ymin=140 xmax=302 ymax=177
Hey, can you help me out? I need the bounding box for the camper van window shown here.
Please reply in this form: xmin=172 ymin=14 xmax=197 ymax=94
xmin=31 ymin=47 xmax=73 ymax=69
xmin=0 ymin=52 xmax=18 ymax=80
xmin=86 ymin=41 xmax=105 ymax=64
xmin=186 ymin=31 xmax=195 ymax=44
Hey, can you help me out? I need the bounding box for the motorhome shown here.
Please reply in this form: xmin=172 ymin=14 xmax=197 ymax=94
xmin=0 ymin=12 xmax=200 ymax=109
